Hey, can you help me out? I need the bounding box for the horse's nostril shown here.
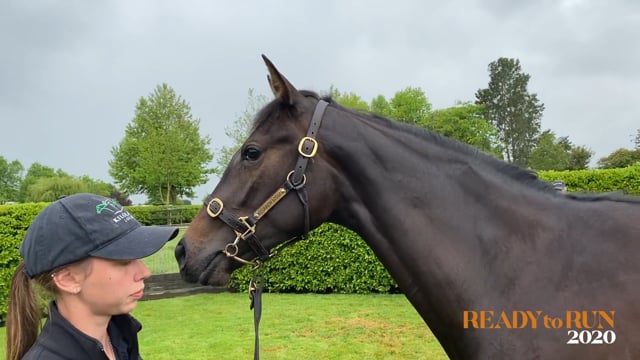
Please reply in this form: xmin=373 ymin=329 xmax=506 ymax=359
xmin=175 ymin=241 xmax=186 ymax=270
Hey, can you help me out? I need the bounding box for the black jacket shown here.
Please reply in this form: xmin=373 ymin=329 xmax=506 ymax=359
xmin=22 ymin=301 xmax=143 ymax=359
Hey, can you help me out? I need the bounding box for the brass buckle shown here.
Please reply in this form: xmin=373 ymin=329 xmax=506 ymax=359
xmin=236 ymin=216 xmax=256 ymax=239
xmin=206 ymin=198 xmax=223 ymax=218
xmin=298 ymin=137 xmax=318 ymax=158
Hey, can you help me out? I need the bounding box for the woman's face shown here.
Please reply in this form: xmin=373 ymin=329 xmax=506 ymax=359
xmin=74 ymin=257 xmax=151 ymax=316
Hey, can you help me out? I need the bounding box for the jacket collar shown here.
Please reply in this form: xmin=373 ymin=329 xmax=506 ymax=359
xmin=36 ymin=301 xmax=142 ymax=359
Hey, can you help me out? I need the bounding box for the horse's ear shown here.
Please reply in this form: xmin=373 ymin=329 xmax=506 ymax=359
xmin=262 ymin=54 xmax=298 ymax=105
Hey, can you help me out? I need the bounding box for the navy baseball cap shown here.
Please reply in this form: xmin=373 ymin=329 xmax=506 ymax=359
xmin=20 ymin=193 xmax=179 ymax=278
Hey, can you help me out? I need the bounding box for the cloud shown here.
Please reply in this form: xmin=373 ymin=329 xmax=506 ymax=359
xmin=1 ymin=0 xmax=638 ymax=202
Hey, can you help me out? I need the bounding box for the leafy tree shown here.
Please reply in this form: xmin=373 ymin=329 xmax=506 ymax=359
xmin=475 ymin=58 xmax=545 ymax=166
xmin=567 ymin=145 xmax=593 ymax=170
xmin=78 ymin=175 xmax=131 ymax=204
xmin=26 ymin=176 xmax=88 ymax=202
xmin=22 ymin=173 xmax=126 ymax=203
xmin=423 ymin=102 xmax=502 ymax=157
xmin=18 ymin=163 xmax=67 ymax=202
xmin=367 ymin=87 xmax=431 ymax=125
xmin=370 ymin=95 xmax=392 ymax=118
xmin=14 ymin=161 xmax=128 ymax=203
xmin=78 ymin=175 xmax=113 ymax=196
xmin=332 ymin=89 xmax=500 ymax=156
xmin=110 ymin=83 xmax=214 ymax=204
xmin=0 ymin=156 xmax=23 ymax=203
xmin=329 ymin=86 xmax=370 ymax=111
xmin=597 ymin=148 xmax=640 ymax=169
xmin=388 ymin=87 xmax=431 ymax=126
xmin=214 ymin=89 xmax=269 ymax=176
xmin=529 ymin=130 xmax=593 ymax=171
xmin=528 ymin=130 xmax=570 ymax=170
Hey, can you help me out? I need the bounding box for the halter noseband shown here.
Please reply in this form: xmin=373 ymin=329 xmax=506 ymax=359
xmin=203 ymin=99 xmax=329 ymax=266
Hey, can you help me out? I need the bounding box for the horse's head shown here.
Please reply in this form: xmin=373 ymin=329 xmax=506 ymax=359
xmin=176 ymin=55 xmax=338 ymax=285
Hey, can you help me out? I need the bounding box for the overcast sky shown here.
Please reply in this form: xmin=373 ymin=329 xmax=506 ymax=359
xmin=1 ymin=0 xmax=638 ymax=203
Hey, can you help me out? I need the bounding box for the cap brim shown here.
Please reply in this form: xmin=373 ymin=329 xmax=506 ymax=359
xmin=89 ymin=226 xmax=179 ymax=260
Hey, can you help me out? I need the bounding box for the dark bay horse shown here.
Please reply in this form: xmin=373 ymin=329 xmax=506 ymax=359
xmin=176 ymin=56 xmax=640 ymax=359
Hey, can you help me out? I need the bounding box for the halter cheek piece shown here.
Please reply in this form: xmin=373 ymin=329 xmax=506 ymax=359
xmin=203 ymin=100 xmax=329 ymax=266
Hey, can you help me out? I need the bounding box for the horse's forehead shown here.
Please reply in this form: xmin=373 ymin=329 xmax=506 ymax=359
xmin=250 ymin=103 xmax=310 ymax=141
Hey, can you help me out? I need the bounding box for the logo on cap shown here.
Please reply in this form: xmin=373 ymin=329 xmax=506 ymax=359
xmin=96 ymin=198 xmax=133 ymax=223
xmin=96 ymin=198 xmax=123 ymax=214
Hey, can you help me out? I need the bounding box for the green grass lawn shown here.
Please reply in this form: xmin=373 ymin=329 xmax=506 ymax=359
xmin=1 ymin=293 xmax=447 ymax=359
xmin=141 ymin=227 xmax=184 ymax=274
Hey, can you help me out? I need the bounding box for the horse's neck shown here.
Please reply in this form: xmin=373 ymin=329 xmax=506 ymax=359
xmin=323 ymin=115 xmax=555 ymax=352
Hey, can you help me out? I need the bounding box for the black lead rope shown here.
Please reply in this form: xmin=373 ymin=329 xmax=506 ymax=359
xmin=249 ymin=265 xmax=265 ymax=360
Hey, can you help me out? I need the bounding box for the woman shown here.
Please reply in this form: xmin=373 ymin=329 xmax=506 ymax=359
xmin=6 ymin=193 xmax=179 ymax=360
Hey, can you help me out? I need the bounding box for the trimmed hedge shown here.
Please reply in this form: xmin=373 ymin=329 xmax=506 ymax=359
xmin=539 ymin=163 xmax=640 ymax=195
xmin=126 ymin=205 xmax=202 ymax=225
xmin=229 ymin=223 xmax=399 ymax=294
xmin=0 ymin=203 xmax=48 ymax=325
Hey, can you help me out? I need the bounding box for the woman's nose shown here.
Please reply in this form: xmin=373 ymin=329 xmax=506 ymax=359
xmin=135 ymin=259 xmax=152 ymax=281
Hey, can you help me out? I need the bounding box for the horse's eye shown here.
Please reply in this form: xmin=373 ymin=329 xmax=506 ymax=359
xmin=242 ymin=146 xmax=262 ymax=162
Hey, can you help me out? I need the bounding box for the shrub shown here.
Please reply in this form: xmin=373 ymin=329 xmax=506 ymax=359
xmin=230 ymin=223 xmax=398 ymax=294
xmin=0 ymin=203 xmax=47 ymax=324
xmin=126 ymin=205 xmax=202 ymax=225
xmin=539 ymin=163 xmax=640 ymax=195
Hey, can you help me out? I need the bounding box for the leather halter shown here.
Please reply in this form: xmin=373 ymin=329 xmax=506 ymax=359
xmin=203 ymin=99 xmax=329 ymax=266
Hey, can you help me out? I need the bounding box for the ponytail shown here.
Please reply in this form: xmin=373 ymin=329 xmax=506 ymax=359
xmin=6 ymin=262 xmax=51 ymax=360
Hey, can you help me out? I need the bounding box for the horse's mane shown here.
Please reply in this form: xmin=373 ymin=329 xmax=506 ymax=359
xmin=322 ymin=96 xmax=557 ymax=188
xmin=255 ymin=91 xmax=640 ymax=204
